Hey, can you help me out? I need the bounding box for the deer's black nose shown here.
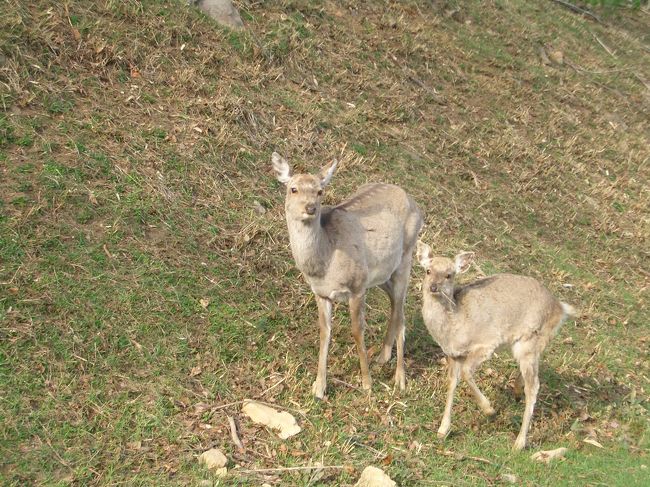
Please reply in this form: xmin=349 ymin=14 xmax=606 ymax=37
xmin=430 ymin=283 xmax=438 ymax=293
xmin=305 ymin=204 xmax=316 ymax=215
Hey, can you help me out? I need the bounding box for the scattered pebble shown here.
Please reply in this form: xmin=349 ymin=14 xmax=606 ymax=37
xmin=531 ymin=447 xmax=568 ymax=464
xmin=355 ymin=466 xmax=396 ymax=487
xmin=501 ymin=473 xmax=518 ymax=483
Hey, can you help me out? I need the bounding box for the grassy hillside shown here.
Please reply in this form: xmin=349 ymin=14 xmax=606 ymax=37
xmin=1 ymin=0 xmax=648 ymax=485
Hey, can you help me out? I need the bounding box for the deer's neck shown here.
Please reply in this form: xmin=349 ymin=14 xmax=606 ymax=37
xmin=286 ymin=215 xmax=332 ymax=279
xmin=422 ymin=291 xmax=457 ymax=341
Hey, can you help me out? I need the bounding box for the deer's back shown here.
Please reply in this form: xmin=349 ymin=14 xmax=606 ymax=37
xmin=318 ymin=183 xmax=421 ymax=291
xmin=449 ymin=274 xmax=562 ymax=352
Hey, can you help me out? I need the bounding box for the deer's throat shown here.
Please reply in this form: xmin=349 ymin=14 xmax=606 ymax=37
xmin=286 ymin=215 xmax=331 ymax=278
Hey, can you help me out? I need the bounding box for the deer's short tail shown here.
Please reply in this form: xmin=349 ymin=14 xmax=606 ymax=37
xmin=560 ymin=302 xmax=577 ymax=319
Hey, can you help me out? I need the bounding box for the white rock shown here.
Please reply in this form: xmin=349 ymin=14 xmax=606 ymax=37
xmin=191 ymin=0 xmax=244 ymax=29
xmin=355 ymin=466 xmax=396 ymax=487
xmin=198 ymin=448 xmax=228 ymax=470
xmin=242 ymin=400 xmax=301 ymax=439
xmin=531 ymin=447 xmax=568 ymax=464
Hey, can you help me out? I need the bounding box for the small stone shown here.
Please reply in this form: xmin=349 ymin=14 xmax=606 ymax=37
xmin=355 ymin=466 xmax=396 ymax=487
xmin=501 ymin=473 xmax=518 ymax=483
xmin=198 ymin=448 xmax=228 ymax=470
xmin=531 ymin=447 xmax=568 ymax=464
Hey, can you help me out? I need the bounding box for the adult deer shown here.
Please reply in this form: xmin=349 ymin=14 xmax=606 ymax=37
xmin=272 ymin=152 xmax=423 ymax=399
xmin=417 ymin=244 xmax=576 ymax=450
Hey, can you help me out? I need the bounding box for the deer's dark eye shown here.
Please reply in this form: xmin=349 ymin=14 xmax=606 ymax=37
xmin=426 ymin=269 xmax=431 ymax=275
xmin=446 ymin=273 xmax=451 ymax=279
xmin=317 ymin=190 xmax=323 ymax=196
xmin=291 ymin=187 xmax=298 ymax=194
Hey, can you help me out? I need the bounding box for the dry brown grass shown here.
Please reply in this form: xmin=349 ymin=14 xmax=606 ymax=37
xmin=1 ymin=0 xmax=648 ymax=485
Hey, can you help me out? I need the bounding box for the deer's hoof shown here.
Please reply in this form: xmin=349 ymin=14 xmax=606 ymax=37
xmin=311 ymin=380 xmax=326 ymax=400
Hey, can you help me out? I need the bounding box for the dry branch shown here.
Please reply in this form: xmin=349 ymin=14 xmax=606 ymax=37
xmin=227 ymin=416 xmax=245 ymax=452
xmin=551 ymin=0 xmax=602 ymax=23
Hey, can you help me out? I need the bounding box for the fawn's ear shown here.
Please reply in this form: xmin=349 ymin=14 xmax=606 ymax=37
xmin=454 ymin=252 xmax=475 ymax=274
xmin=416 ymin=241 xmax=432 ymax=269
xmin=272 ymin=152 xmax=291 ymax=184
xmin=318 ymin=159 xmax=338 ymax=187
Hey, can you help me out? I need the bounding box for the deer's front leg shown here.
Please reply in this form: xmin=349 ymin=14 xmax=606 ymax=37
xmin=350 ymin=294 xmax=372 ymax=391
xmin=312 ymin=295 xmax=333 ymax=400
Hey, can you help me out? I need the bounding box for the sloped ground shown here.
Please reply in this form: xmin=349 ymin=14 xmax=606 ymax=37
xmin=1 ymin=0 xmax=648 ymax=485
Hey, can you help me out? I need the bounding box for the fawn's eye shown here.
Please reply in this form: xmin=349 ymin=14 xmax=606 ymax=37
xmin=446 ymin=273 xmax=451 ymax=279
xmin=426 ymin=269 xmax=431 ymax=275
xmin=291 ymin=187 xmax=298 ymax=194
xmin=317 ymin=190 xmax=323 ymax=196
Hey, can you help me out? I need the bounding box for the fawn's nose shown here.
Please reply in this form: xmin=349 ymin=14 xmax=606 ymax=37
xmin=430 ymin=283 xmax=438 ymax=293
xmin=305 ymin=204 xmax=316 ymax=215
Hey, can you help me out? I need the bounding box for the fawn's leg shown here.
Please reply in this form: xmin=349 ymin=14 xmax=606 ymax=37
xmin=513 ymin=355 xmax=540 ymax=450
xmin=461 ymin=351 xmax=496 ymax=415
xmin=438 ymin=357 xmax=461 ymax=438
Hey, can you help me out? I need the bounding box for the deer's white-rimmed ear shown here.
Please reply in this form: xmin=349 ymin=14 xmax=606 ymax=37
xmin=416 ymin=241 xmax=432 ymax=269
xmin=318 ymin=159 xmax=338 ymax=187
xmin=454 ymin=252 xmax=475 ymax=274
xmin=272 ymin=152 xmax=291 ymax=184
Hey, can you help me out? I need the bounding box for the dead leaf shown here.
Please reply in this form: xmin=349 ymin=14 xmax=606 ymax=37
xmin=126 ymin=440 xmax=141 ymax=450
xmin=71 ymin=28 xmax=81 ymax=42
xmin=130 ymin=66 xmax=141 ymax=78
xmin=241 ymin=400 xmax=301 ymax=439
xmin=381 ymin=454 xmax=393 ymax=466
xmin=531 ymin=447 xmax=568 ymax=464
xmin=199 ymin=298 xmax=210 ymax=309
xmin=190 ymin=365 xmax=202 ymax=377
xmin=548 ymin=50 xmax=564 ymax=65
xmin=583 ymin=437 xmax=604 ymax=448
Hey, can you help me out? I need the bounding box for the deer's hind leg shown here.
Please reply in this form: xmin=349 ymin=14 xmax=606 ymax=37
xmin=512 ymin=340 xmax=542 ymax=450
xmin=376 ymin=256 xmax=412 ymax=390
xmin=350 ymin=294 xmax=372 ymax=391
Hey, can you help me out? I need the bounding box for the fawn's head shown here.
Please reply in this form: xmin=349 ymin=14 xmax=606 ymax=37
xmin=272 ymin=152 xmax=338 ymax=223
xmin=417 ymin=242 xmax=474 ymax=298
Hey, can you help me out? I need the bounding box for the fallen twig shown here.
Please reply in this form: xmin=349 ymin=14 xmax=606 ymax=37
xmin=551 ymin=0 xmax=602 ymax=23
xmin=592 ymin=34 xmax=616 ymax=58
xmin=436 ymin=449 xmax=493 ymax=465
xmin=331 ymin=377 xmax=363 ymax=392
xmin=237 ymin=465 xmax=344 ymax=474
xmin=388 ymin=53 xmax=446 ymax=104
xmin=227 ymin=415 xmax=245 ymax=452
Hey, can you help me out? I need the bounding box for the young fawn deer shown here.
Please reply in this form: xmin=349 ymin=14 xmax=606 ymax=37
xmin=272 ymin=152 xmax=423 ymax=399
xmin=416 ymin=243 xmax=575 ymax=450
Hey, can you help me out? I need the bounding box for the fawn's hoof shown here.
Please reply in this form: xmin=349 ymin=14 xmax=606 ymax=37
xmin=512 ymin=437 xmax=526 ymax=451
xmin=374 ymin=347 xmax=392 ymax=366
xmin=394 ymin=370 xmax=406 ymax=391
xmin=361 ymin=377 xmax=373 ymax=391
